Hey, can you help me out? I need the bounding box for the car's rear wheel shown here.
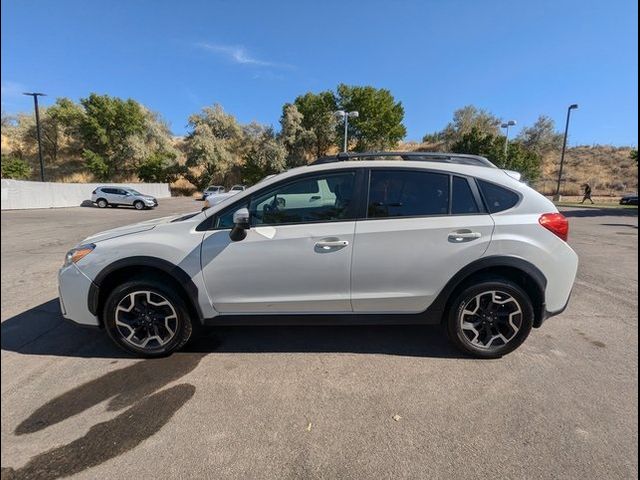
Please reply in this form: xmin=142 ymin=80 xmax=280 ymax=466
xmin=447 ymin=279 xmax=533 ymax=358
xmin=96 ymin=198 xmax=108 ymax=208
xmin=134 ymin=200 xmax=145 ymax=210
xmin=103 ymin=279 xmax=193 ymax=357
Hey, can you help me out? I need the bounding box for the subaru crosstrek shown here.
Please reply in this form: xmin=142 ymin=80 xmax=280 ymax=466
xmin=59 ymin=152 xmax=578 ymax=358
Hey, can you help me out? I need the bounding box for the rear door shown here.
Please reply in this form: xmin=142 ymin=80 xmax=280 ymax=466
xmin=351 ymin=169 xmax=494 ymax=313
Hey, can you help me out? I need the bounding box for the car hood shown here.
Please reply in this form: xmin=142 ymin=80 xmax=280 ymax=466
xmin=80 ymin=213 xmax=186 ymax=244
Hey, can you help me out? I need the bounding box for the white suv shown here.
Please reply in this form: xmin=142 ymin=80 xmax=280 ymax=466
xmin=60 ymin=152 xmax=578 ymax=358
xmin=91 ymin=186 xmax=158 ymax=210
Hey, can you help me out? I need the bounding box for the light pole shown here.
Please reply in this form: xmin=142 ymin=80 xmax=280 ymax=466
xmin=335 ymin=110 xmax=359 ymax=152
xmin=23 ymin=92 xmax=47 ymax=181
xmin=554 ymin=104 xmax=579 ymax=200
xmin=501 ymin=120 xmax=517 ymax=158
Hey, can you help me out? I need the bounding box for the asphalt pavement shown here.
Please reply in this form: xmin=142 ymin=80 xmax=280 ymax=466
xmin=1 ymin=199 xmax=638 ymax=479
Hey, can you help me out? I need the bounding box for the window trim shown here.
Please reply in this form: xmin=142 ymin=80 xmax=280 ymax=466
xmin=198 ymin=168 xmax=365 ymax=231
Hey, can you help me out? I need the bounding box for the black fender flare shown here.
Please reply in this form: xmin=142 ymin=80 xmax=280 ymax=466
xmin=424 ymin=255 xmax=547 ymax=324
xmin=88 ymin=256 xmax=203 ymax=322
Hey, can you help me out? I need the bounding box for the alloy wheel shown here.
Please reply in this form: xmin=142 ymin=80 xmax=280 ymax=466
xmin=115 ymin=291 xmax=178 ymax=349
xmin=459 ymin=290 xmax=523 ymax=350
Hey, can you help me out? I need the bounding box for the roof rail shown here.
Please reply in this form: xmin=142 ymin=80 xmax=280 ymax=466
xmin=310 ymin=151 xmax=497 ymax=168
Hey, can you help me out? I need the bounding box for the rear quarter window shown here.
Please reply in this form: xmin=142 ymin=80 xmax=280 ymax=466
xmin=478 ymin=180 xmax=520 ymax=213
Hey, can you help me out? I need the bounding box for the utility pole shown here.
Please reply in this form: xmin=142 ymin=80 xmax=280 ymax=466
xmin=554 ymin=104 xmax=579 ymax=200
xmin=23 ymin=92 xmax=47 ymax=181
xmin=334 ymin=110 xmax=359 ymax=152
xmin=501 ymin=120 xmax=517 ymax=158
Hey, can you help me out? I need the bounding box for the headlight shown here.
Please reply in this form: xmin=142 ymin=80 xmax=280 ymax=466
xmin=64 ymin=244 xmax=96 ymax=267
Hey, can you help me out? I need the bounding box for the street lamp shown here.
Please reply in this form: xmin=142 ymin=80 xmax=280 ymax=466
xmin=554 ymin=104 xmax=579 ymax=200
xmin=500 ymin=120 xmax=517 ymax=157
xmin=334 ymin=110 xmax=359 ymax=152
xmin=23 ymin=92 xmax=47 ymax=181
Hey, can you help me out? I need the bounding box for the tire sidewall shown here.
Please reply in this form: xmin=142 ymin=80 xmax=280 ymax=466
xmin=447 ymin=280 xmax=534 ymax=358
xmin=103 ymin=280 xmax=192 ymax=357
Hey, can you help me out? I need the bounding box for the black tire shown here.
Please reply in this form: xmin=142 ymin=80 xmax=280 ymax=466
xmin=96 ymin=198 xmax=108 ymax=208
xmin=103 ymin=277 xmax=193 ymax=357
xmin=446 ymin=279 xmax=534 ymax=359
xmin=133 ymin=200 xmax=145 ymax=210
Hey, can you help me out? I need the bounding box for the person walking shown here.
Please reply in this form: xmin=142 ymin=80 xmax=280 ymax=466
xmin=580 ymin=183 xmax=594 ymax=204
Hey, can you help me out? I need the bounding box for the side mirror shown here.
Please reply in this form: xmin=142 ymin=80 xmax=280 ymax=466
xmin=229 ymin=208 xmax=250 ymax=242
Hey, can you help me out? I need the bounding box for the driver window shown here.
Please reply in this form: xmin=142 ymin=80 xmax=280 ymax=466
xmin=250 ymin=172 xmax=356 ymax=226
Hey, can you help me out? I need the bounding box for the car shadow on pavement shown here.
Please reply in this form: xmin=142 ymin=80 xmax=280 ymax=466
xmin=561 ymin=207 xmax=638 ymax=218
xmin=1 ymin=299 xmax=463 ymax=359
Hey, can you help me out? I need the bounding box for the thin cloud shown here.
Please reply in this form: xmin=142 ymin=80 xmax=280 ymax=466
xmin=196 ymin=42 xmax=294 ymax=69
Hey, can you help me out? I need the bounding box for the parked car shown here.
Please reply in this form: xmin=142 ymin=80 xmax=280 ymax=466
xmin=60 ymin=152 xmax=578 ymax=359
xmin=202 ymin=185 xmax=247 ymax=210
xmin=619 ymin=194 xmax=638 ymax=205
xmin=91 ymin=186 xmax=158 ymax=210
xmin=201 ymin=185 xmax=225 ymax=200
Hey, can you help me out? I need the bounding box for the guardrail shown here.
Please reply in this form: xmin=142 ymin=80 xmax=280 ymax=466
xmin=1 ymin=179 xmax=171 ymax=210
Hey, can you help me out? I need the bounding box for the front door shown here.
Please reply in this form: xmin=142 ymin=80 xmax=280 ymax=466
xmin=351 ymin=170 xmax=495 ymax=313
xmin=200 ymin=170 xmax=359 ymax=314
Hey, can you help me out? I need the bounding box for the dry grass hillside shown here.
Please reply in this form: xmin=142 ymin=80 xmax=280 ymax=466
xmin=2 ymin=131 xmax=637 ymax=198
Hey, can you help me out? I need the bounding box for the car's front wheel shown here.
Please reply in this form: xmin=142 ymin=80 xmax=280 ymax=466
xmin=133 ymin=200 xmax=145 ymax=210
xmin=103 ymin=278 xmax=193 ymax=357
xmin=446 ymin=279 xmax=534 ymax=358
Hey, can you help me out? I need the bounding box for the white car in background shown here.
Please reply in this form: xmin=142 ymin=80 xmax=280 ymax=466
xmin=202 ymin=185 xmax=247 ymax=209
xmin=59 ymin=152 xmax=578 ymax=359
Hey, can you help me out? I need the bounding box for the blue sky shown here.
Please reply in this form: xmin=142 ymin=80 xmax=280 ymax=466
xmin=2 ymin=0 xmax=638 ymax=145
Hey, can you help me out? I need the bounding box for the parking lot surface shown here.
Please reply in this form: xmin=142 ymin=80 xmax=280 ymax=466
xmin=1 ymin=199 xmax=638 ymax=479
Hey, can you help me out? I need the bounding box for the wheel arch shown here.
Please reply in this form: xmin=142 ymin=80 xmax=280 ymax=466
xmin=426 ymin=256 xmax=547 ymax=328
xmin=88 ymin=256 xmax=203 ymax=326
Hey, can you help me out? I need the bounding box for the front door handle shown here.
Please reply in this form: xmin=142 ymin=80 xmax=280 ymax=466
xmin=315 ymin=239 xmax=349 ymax=250
xmin=448 ymin=230 xmax=482 ymax=243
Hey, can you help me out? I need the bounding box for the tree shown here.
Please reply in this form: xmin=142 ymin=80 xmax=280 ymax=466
xmin=279 ymin=103 xmax=314 ymax=167
xmin=437 ymin=105 xmax=501 ymax=148
xmin=79 ymin=93 xmax=147 ymax=177
xmin=183 ymin=104 xmax=243 ymax=189
xmin=293 ymin=91 xmax=337 ymax=157
xmin=1 ymin=155 xmax=32 ymax=179
xmin=631 ymin=149 xmax=638 ymax=163
xmin=137 ymin=150 xmax=183 ymax=183
xmin=516 ymin=115 xmax=563 ymax=156
xmin=241 ymin=123 xmax=287 ymax=185
xmin=335 ymin=84 xmax=406 ymax=151
xmin=451 ymin=127 xmax=541 ymax=182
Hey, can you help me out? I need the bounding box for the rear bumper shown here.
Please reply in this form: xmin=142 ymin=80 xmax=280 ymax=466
xmin=58 ymin=263 xmax=100 ymax=327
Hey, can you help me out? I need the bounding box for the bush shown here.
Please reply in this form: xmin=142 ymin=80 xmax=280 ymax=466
xmin=1 ymin=156 xmax=32 ymax=180
xmin=83 ymin=149 xmax=110 ymax=181
xmin=137 ymin=151 xmax=182 ymax=183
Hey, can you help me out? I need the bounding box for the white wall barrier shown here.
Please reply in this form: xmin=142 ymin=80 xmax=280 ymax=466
xmin=1 ymin=179 xmax=172 ymax=210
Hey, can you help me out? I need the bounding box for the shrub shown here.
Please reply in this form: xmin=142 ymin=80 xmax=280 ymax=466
xmin=1 ymin=156 xmax=32 ymax=180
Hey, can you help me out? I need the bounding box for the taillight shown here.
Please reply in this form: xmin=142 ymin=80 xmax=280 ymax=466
xmin=539 ymin=213 xmax=569 ymax=241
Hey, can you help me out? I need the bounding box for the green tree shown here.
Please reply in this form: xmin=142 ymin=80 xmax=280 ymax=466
xmin=293 ymin=91 xmax=337 ymax=157
xmin=184 ymin=104 xmax=243 ymax=189
xmin=335 ymin=84 xmax=406 ymax=151
xmin=241 ymin=123 xmax=287 ymax=185
xmin=451 ymin=127 xmax=541 ymax=182
xmin=83 ymin=149 xmax=110 ymax=181
xmin=137 ymin=150 xmax=183 ymax=183
xmin=437 ymin=105 xmax=501 ymax=148
xmin=79 ymin=93 xmax=147 ymax=177
xmin=516 ymin=115 xmax=563 ymax=156
xmin=279 ymin=103 xmax=314 ymax=167
xmin=1 ymin=155 xmax=32 ymax=179
xmin=631 ymin=149 xmax=638 ymax=163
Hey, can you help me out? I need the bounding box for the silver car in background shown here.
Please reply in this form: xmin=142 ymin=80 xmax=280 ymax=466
xmin=91 ymin=186 xmax=158 ymax=210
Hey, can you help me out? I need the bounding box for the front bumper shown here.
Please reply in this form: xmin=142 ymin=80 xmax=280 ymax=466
xmin=58 ymin=263 xmax=100 ymax=326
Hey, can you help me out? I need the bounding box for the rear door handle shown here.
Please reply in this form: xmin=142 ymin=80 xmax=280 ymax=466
xmin=448 ymin=231 xmax=482 ymax=242
xmin=315 ymin=239 xmax=349 ymax=250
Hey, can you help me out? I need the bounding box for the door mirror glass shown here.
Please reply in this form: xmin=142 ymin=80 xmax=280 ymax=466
xmin=229 ymin=208 xmax=250 ymax=241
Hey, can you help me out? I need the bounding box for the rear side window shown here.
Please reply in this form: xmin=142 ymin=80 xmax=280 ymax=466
xmin=452 ymin=176 xmax=480 ymax=214
xmin=478 ymin=180 xmax=520 ymax=213
xmin=367 ymin=170 xmax=449 ymax=218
